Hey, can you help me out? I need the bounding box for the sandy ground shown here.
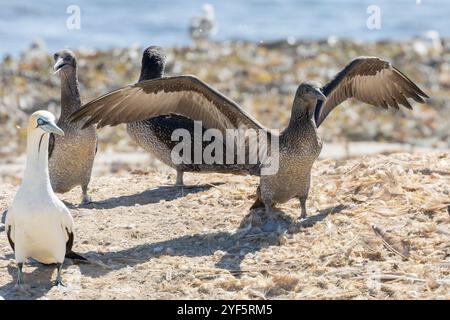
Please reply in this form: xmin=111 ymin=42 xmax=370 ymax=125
xmin=0 ymin=152 xmax=449 ymax=300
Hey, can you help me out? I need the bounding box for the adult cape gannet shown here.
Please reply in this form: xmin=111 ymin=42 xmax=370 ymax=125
xmin=5 ymin=111 xmax=86 ymax=286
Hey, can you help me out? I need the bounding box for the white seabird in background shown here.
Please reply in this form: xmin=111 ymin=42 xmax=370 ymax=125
xmin=189 ymin=3 xmax=218 ymax=44
xmin=5 ymin=110 xmax=85 ymax=287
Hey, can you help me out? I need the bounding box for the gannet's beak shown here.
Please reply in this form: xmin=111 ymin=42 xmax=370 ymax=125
xmin=313 ymin=88 xmax=327 ymax=101
xmin=53 ymin=57 xmax=66 ymax=74
xmin=41 ymin=121 xmax=64 ymax=136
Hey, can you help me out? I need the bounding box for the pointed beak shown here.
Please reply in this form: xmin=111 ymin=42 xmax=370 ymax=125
xmin=53 ymin=57 xmax=66 ymax=74
xmin=313 ymin=88 xmax=327 ymax=101
xmin=41 ymin=121 xmax=64 ymax=136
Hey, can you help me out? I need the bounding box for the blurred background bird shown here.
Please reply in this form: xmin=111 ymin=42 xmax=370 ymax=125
xmin=188 ymin=3 xmax=218 ymax=49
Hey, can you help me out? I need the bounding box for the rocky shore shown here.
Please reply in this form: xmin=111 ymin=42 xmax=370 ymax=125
xmin=0 ymin=38 xmax=449 ymax=161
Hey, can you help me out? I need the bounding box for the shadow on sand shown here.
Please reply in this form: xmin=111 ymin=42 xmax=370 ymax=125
xmin=0 ymin=257 xmax=79 ymax=300
xmin=82 ymin=204 xmax=346 ymax=276
xmin=73 ymin=183 xmax=223 ymax=210
xmin=0 ymin=200 xmax=347 ymax=299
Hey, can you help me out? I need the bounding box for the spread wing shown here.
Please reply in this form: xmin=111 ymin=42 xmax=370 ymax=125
xmin=69 ymin=75 xmax=265 ymax=135
xmin=315 ymin=56 xmax=429 ymax=127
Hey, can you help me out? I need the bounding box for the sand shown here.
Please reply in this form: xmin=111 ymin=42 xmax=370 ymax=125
xmin=0 ymin=152 xmax=448 ymax=300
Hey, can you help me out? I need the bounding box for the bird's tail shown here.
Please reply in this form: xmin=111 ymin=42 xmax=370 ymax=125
xmin=65 ymin=250 xmax=88 ymax=262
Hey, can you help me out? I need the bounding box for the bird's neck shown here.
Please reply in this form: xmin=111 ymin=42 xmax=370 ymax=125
xmin=60 ymin=70 xmax=81 ymax=119
xmin=138 ymin=68 xmax=163 ymax=82
xmin=22 ymin=130 xmax=52 ymax=190
xmin=287 ymin=98 xmax=316 ymax=130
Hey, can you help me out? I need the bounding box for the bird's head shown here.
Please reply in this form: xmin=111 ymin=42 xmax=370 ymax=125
xmin=293 ymin=81 xmax=326 ymax=119
xmin=202 ymin=4 xmax=215 ymax=18
xmin=296 ymin=81 xmax=326 ymax=102
xmin=140 ymin=45 xmax=166 ymax=81
xmin=28 ymin=111 xmax=64 ymax=136
xmin=53 ymin=49 xmax=77 ymax=74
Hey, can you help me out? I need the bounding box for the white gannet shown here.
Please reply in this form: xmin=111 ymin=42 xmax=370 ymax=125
xmin=5 ymin=110 xmax=85 ymax=287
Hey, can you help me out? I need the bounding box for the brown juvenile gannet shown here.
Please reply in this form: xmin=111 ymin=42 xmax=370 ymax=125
xmin=49 ymin=49 xmax=97 ymax=204
xmin=126 ymin=46 xmax=256 ymax=186
xmin=5 ymin=111 xmax=86 ymax=287
xmin=69 ymin=56 xmax=428 ymax=220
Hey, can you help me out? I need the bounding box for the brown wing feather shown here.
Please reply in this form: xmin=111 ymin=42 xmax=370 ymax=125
xmin=65 ymin=228 xmax=87 ymax=261
xmin=69 ymin=75 xmax=265 ymax=135
xmin=7 ymin=225 xmax=14 ymax=252
xmin=48 ymin=133 xmax=55 ymax=159
xmin=315 ymin=57 xmax=429 ymax=127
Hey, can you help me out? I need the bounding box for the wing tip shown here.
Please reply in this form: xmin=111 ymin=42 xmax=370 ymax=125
xmin=65 ymin=250 xmax=88 ymax=261
xmin=393 ymin=66 xmax=430 ymax=101
xmin=421 ymin=91 xmax=430 ymax=100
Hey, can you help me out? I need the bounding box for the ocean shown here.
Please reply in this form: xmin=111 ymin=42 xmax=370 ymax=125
xmin=0 ymin=0 xmax=447 ymax=56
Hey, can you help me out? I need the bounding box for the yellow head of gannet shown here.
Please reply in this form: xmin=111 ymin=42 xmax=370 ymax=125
xmin=27 ymin=110 xmax=64 ymax=137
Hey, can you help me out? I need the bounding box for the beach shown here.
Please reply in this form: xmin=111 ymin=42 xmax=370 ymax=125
xmin=0 ymin=152 xmax=449 ymax=299
xmin=0 ymin=38 xmax=449 ymax=299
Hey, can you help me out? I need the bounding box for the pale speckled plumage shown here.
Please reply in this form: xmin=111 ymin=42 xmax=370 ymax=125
xmin=258 ymin=108 xmax=322 ymax=218
xmin=127 ymin=120 xmax=174 ymax=167
xmin=49 ymin=49 xmax=97 ymax=204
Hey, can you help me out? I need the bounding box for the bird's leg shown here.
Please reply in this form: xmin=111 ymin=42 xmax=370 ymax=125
xmin=16 ymin=262 xmax=24 ymax=286
xmin=344 ymin=139 xmax=350 ymax=158
xmin=250 ymin=186 xmax=264 ymax=210
xmin=53 ymin=263 xmax=65 ymax=287
xmin=265 ymin=203 xmax=272 ymax=216
xmin=81 ymin=185 xmax=92 ymax=205
xmin=175 ymin=170 xmax=184 ymax=187
xmin=299 ymin=196 xmax=308 ymax=220
xmin=13 ymin=262 xmax=29 ymax=294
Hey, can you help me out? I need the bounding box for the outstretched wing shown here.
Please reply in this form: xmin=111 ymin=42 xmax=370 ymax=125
xmin=69 ymin=75 xmax=265 ymax=135
xmin=315 ymin=57 xmax=429 ymax=127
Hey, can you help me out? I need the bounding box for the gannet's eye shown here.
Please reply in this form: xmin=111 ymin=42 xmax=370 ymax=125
xmin=37 ymin=118 xmax=46 ymax=126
